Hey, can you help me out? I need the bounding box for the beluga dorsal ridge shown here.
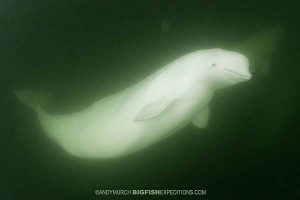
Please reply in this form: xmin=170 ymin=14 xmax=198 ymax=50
xmin=15 ymin=48 xmax=251 ymax=159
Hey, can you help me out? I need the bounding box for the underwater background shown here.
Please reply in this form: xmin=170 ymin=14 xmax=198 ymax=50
xmin=0 ymin=0 xmax=299 ymax=199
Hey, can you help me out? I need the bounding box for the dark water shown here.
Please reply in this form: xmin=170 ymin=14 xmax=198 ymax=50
xmin=0 ymin=0 xmax=299 ymax=199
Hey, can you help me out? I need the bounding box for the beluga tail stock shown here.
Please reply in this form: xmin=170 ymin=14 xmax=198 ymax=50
xmin=15 ymin=48 xmax=251 ymax=159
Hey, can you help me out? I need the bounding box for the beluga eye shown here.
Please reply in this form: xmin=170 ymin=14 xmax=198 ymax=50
xmin=211 ymin=62 xmax=217 ymax=67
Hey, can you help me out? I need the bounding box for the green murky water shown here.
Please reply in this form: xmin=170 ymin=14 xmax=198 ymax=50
xmin=0 ymin=1 xmax=299 ymax=199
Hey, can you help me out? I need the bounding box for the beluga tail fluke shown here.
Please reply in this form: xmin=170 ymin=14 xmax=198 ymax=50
xmin=15 ymin=48 xmax=251 ymax=159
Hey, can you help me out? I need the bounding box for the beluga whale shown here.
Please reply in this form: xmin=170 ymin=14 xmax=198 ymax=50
xmin=15 ymin=48 xmax=251 ymax=159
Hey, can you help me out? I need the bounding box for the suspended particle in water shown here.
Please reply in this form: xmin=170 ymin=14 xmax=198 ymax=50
xmin=161 ymin=19 xmax=172 ymax=33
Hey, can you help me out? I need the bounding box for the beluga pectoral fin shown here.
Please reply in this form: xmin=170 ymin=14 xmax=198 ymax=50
xmin=192 ymin=107 xmax=209 ymax=128
xmin=134 ymin=99 xmax=175 ymax=121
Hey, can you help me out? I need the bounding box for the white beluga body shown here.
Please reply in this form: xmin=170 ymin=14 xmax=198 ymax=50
xmin=15 ymin=48 xmax=251 ymax=159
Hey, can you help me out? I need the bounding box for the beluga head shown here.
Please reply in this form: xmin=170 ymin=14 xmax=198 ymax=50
xmin=182 ymin=48 xmax=251 ymax=89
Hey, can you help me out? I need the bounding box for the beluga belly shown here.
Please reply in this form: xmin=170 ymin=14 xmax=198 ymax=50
xmin=15 ymin=48 xmax=251 ymax=159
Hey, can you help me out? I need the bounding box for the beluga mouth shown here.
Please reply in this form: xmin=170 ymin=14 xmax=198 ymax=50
xmin=225 ymin=68 xmax=251 ymax=80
